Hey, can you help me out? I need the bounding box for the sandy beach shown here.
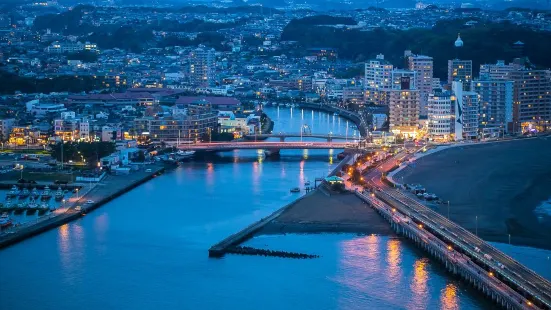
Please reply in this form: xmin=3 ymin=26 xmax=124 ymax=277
xmin=259 ymin=189 xmax=396 ymax=236
xmin=395 ymin=137 xmax=551 ymax=249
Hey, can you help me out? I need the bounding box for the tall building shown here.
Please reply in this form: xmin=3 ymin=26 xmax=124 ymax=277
xmin=508 ymin=68 xmax=551 ymax=133
xmin=189 ymin=46 xmax=216 ymax=87
xmin=364 ymin=54 xmax=393 ymax=105
xmin=391 ymin=69 xmax=416 ymax=90
xmin=389 ymin=77 xmax=420 ymax=138
xmin=408 ymin=54 xmax=433 ymax=117
xmin=427 ymin=90 xmax=454 ymax=141
xmin=448 ymin=59 xmax=473 ymax=91
xmin=473 ymin=79 xmax=514 ymax=134
xmin=452 ymin=81 xmax=480 ymax=140
xmin=479 ymin=60 xmax=517 ymax=80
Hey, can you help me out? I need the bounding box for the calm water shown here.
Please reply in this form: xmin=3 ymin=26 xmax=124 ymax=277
xmin=0 ymin=107 xmax=548 ymax=310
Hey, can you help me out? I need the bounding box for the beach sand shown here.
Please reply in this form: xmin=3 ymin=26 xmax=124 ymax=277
xmin=259 ymin=189 xmax=395 ymax=236
xmin=395 ymin=137 xmax=551 ymax=249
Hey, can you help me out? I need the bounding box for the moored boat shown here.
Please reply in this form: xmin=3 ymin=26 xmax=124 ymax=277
xmin=41 ymin=186 xmax=52 ymax=200
xmin=6 ymin=185 xmax=19 ymax=198
xmin=31 ymin=187 xmax=40 ymax=199
xmin=18 ymin=188 xmax=30 ymax=199
xmin=290 ymin=187 xmax=300 ymax=193
xmin=54 ymin=187 xmax=64 ymax=201
xmin=0 ymin=212 xmax=12 ymax=228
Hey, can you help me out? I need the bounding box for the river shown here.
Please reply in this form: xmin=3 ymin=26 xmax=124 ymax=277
xmin=0 ymin=107 xmax=548 ymax=310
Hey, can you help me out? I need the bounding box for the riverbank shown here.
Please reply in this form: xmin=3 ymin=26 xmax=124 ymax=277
xmin=0 ymin=165 xmax=165 ymax=249
xmin=395 ymin=137 xmax=551 ymax=249
xmin=297 ymin=102 xmax=367 ymax=137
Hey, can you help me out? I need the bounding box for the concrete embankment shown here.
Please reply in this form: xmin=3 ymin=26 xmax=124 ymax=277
xmin=297 ymin=103 xmax=366 ymax=137
xmin=226 ymin=246 xmax=319 ymax=259
xmin=208 ymin=191 xmax=314 ymax=257
xmin=0 ymin=166 xmax=165 ymax=250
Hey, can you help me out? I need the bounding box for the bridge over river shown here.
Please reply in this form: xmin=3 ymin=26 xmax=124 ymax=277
xmin=243 ymin=132 xmax=361 ymax=142
xmin=176 ymin=141 xmax=369 ymax=152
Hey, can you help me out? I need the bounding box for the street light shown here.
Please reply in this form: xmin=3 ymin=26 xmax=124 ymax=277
xmin=20 ymin=165 xmax=24 ymax=180
xmin=508 ymin=234 xmax=511 ymax=245
xmin=447 ymin=201 xmax=450 ymax=219
xmin=475 ymin=215 xmax=478 ymax=236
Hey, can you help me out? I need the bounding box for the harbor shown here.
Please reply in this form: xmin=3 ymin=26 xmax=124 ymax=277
xmin=0 ymin=165 xmax=165 ymax=249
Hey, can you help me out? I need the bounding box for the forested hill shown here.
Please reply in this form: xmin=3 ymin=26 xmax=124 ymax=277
xmin=281 ymin=17 xmax=551 ymax=79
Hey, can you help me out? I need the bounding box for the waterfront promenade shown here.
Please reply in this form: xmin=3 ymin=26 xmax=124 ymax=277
xmin=0 ymin=165 xmax=165 ymax=249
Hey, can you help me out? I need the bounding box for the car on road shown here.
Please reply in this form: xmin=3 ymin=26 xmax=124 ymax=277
xmin=75 ymin=206 xmax=82 ymax=211
xmin=145 ymin=169 xmax=152 ymax=173
xmin=86 ymin=200 xmax=94 ymax=204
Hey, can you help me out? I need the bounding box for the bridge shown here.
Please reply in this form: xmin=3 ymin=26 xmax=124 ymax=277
xmin=243 ymin=132 xmax=362 ymax=142
xmin=359 ymin=153 xmax=551 ymax=309
xmin=177 ymin=141 xmax=361 ymax=152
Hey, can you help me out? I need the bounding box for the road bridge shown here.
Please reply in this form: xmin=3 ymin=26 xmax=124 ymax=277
xmin=176 ymin=141 xmax=361 ymax=152
xmin=362 ymin=153 xmax=551 ymax=309
xmin=243 ymin=133 xmax=361 ymax=142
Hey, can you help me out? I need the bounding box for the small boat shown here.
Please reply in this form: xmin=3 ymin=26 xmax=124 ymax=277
xmin=0 ymin=212 xmax=12 ymax=228
xmin=31 ymin=188 xmax=40 ymax=199
xmin=49 ymin=204 xmax=57 ymax=211
xmin=40 ymin=202 xmax=49 ymax=210
xmin=290 ymin=187 xmax=300 ymax=193
xmin=4 ymin=199 xmax=13 ymax=210
xmin=54 ymin=187 xmax=64 ymax=201
xmin=6 ymin=186 xmax=19 ymax=198
xmin=285 ymin=103 xmax=291 ymax=107
xmin=28 ymin=199 xmax=38 ymax=210
xmin=304 ymin=181 xmax=311 ymax=186
xmin=18 ymin=188 xmax=30 ymax=198
xmin=41 ymin=186 xmax=52 ymax=200
xmin=176 ymin=150 xmax=196 ymax=160
xmin=334 ymin=112 xmax=339 ymax=116
xmin=17 ymin=202 xmax=27 ymax=209
xmin=271 ymin=102 xmax=277 ymax=106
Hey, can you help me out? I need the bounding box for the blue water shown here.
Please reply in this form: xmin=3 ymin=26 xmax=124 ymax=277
xmin=0 ymin=107 xmax=548 ymax=310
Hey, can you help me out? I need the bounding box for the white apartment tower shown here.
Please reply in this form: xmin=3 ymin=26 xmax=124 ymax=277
xmin=452 ymin=81 xmax=480 ymax=140
xmin=189 ymin=46 xmax=216 ymax=87
xmin=427 ymin=90 xmax=454 ymax=141
xmin=389 ymin=77 xmax=420 ymax=138
xmin=364 ymin=54 xmax=393 ymax=105
xmin=408 ymin=54 xmax=433 ymax=117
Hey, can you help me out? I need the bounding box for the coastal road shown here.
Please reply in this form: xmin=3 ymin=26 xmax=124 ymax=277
xmin=365 ymin=151 xmax=551 ymax=309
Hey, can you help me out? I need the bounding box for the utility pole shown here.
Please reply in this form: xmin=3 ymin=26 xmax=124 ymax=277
xmin=60 ymin=141 xmax=63 ymax=170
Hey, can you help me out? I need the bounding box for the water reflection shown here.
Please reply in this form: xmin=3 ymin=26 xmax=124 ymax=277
xmin=411 ymin=258 xmax=430 ymax=308
xmin=441 ymin=283 xmax=459 ymax=310
xmin=386 ymin=238 xmax=402 ymax=284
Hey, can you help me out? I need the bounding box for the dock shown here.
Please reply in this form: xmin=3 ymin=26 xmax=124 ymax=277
xmin=0 ymin=166 xmax=165 ymax=249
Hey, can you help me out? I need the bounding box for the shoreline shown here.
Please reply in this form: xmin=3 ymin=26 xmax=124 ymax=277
xmin=394 ymin=137 xmax=551 ymax=250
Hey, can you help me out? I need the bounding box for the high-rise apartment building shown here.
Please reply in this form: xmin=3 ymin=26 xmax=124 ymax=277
xmin=448 ymin=59 xmax=473 ymax=91
xmin=391 ymin=69 xmax=416 ymax=90
xmin=452 ymin=81 xmax=479 ymax=140
xmin=408 ymin=54 xmax=433 ymax=117
xmin=427 ymin=90 xmax=454 ymax=141
xmin=473 ymin=79 xmax=514 ymax=134
xmin=189 ymin=46 xmax=216 ymax=87
xmin=508 ymin=68 xmax=551 ymax=133
xmin=479 ymin=60 xmax=517 ymax=80
xmin=364 ymin=54 xmax=393 ymax=105
xmin=389 ymin=77 xmax=420 ymax=138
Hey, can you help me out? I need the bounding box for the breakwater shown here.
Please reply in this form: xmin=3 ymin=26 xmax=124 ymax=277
xmin=226 ymin=246 xmax=319 ymax=259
